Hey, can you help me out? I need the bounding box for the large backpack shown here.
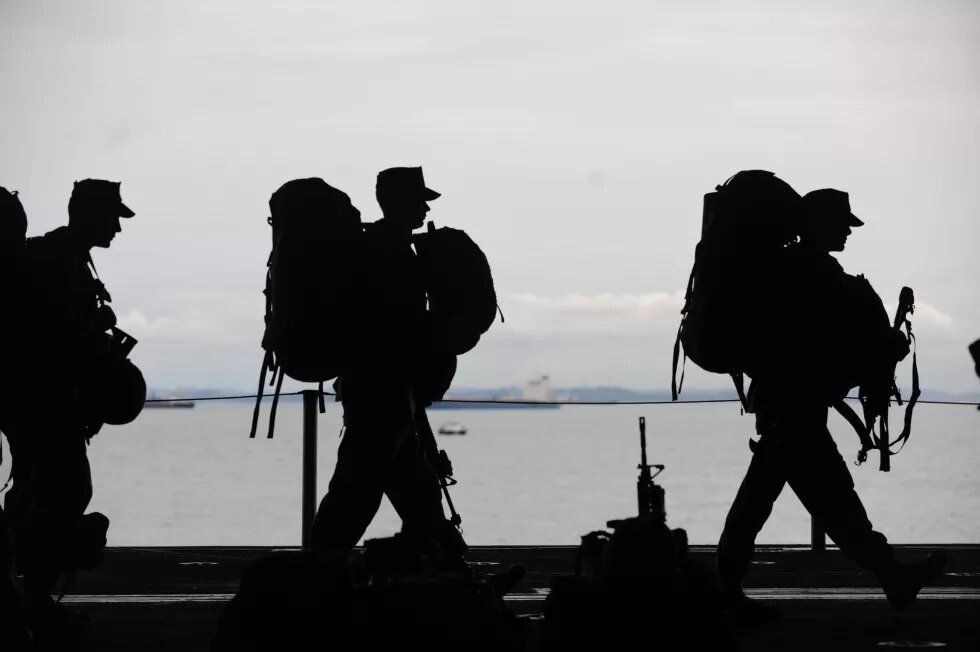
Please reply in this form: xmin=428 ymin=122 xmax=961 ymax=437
xmin=412 ymin=222 xmax=500 ymax=356
xmin=671 ymin=170 xmax=803 ymax=403
xmin=250 ymin=178 xmax=363 ymax=438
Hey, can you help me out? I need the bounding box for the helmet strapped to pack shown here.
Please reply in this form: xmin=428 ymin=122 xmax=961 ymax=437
xmin=250 ymin=178 xmax=363 ymax=438
xmin=77 ymin=257 xmax=146 ymax=435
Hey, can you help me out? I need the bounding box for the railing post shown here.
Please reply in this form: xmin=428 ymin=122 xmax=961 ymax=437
xmin=811 ymin=516 xmax=826 ymax=553
xmin=301 ymin=389 xmax=318 ymax=550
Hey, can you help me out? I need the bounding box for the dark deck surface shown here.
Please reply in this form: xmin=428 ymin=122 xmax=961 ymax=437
xmin=46 ymin=544 xmax=980 ymax=650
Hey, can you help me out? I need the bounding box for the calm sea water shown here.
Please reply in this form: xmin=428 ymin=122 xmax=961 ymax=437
xmin=2 ymin=401 xmax=977 ymax=547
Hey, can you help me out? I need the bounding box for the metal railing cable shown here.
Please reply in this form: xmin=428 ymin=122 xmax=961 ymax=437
xmin=144 ymin=392 xmax=980 ymax=407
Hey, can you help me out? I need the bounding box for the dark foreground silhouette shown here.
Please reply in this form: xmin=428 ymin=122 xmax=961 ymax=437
xmin=544 ymin=518 xmax=734 ymax=651
xmin=544 ymin=421 xmax=734 ymax=649
xmin=212 ymin=535 xmax=526 ymax=652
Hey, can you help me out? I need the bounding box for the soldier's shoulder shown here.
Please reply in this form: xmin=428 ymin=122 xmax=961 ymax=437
xmin=25 ymin=226 xmax=71 ymax=255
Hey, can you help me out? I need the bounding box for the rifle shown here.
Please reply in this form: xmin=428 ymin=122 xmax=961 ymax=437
xmin=606 ymin=416 xmax=666 ymax=531
xmin=635 ymin=416 xmax=666 ymax=521
xmin=413 ymin=401 xmax=463 ymax=530
xmin=856 ymin=286 xmax=918 ymax=471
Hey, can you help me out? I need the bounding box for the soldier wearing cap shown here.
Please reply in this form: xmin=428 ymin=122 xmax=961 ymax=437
xmin=801 ymin=188 xmax=863 ymax=250
xmin=311 ymin=166 xmax=467 ymax=565
xmin=3 ymin=179 xmax=134 ymax=633
xmin=716 ymin=186 xmax=945 ymax=621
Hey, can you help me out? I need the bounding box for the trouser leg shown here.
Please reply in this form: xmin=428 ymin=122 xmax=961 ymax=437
xmin=383 ymin=422 xmax=469 ymax=561
xmin=11 ymin=430 xmax=100 ymax=595
xmin=716 ymin=429 xmax=787 ymax=590
xmin=785 ymin=415 xmax=895 ymax=578
xmin=383 ymin=426 xmax=446 ymax=539
xmin=311 ymin=419 xmax=403 ymax=554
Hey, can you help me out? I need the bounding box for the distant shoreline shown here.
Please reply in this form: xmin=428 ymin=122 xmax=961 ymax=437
xmin=145 ymin=385 xmax=980 ymax=405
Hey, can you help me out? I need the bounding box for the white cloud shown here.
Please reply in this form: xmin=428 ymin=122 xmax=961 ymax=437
xmin=884 ymin=300 xmax=955 ymax=332
xmin=499 ymin=291 xmax=685 ymax=337
xmin=117 ymin=301 xmax=260 ymax=348
xmin=309 ymin=36 xmax=433 ymax=59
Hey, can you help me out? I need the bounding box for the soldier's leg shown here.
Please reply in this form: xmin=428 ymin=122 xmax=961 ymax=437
xmin=310 ymin=417 xmax=399 ymax=554
xmin=717 ymin=414 xmax=788 ymax=591
xmin=784 ymin=410 xmax=895 ymax=577
xmin=26 ymin=431 xmax=98 ymax=593
xmin=383 ymin=427 xmax=466 ymax=559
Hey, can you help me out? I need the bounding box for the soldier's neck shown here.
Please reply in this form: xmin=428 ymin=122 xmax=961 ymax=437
xmin=374 ymin=217 xmax=416 ymax=240
xmin=797 ymin=240 xmax=834 ymax=256
xmin=64 ymin=223 xmax=95 ymax=254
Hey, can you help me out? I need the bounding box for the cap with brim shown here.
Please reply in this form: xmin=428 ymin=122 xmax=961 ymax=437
xmin=377 ymin=166 xmax=440 ymax=201
xmin=72 ymin=179 xmax=135 ymax=218
xmin=803 ymin=188 xmax=862 ymax=227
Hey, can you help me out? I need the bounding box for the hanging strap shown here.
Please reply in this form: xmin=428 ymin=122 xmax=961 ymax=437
xmin=730 ymin=372 xmax=747 ymax=413
xmin=671 ymin=262 xmax=698 ymax=401
xmin=266 ymin=369 xmax=284 ymax=439
xmin=249 ymin=350 xmax=273 ymax=438
xmin=671 ymin=322 xmax=686 ymax=401
xmin=890 ymin=327 xmax=920 ymax=456
xmin=318 ymin=381 xmax=326 ymax=413
xmin=877 ymin=404 xmax=891 ymax=472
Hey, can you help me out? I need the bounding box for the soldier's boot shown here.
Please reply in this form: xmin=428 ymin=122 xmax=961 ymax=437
xmin=425 ymin=521 xmax=525 ymax=595
xmin=881 ymin=551 xmax=948 ymax=611
xmin=717 ymin=572 xmax=781 ymax=625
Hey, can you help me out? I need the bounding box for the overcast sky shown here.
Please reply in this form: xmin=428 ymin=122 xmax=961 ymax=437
xmin=2 ymin=0 xmax=978 ymax=393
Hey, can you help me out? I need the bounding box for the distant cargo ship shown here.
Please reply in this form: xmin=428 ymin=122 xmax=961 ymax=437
xmin=429 ymin=375 xmax=561 ymax=410
xmin=144 ymin=392 xmax=195 ymax=409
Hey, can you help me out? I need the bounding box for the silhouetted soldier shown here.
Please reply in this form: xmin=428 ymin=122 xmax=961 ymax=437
xmin=716 ymin=188 xmax=947 ymax=620
xmin=0 ymin=186 xmax=32 ymax=650
xmin=310 ymin=167 xmax=467 ymax=567
xmin=3 ymin=179 xmax=133 ymax=635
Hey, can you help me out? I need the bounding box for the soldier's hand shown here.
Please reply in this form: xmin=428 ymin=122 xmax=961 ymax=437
xmin=96 ymin=305 xmax=117 ymax=331
xmin=892 ymin=330 xmax=911 ymax=362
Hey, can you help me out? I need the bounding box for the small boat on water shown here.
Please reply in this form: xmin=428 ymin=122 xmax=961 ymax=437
xmin=437 ymin=421 xmax=467 ymax=435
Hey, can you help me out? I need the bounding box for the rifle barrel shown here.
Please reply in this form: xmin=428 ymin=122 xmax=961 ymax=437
xmin=639 ymin=416 xmax=648 ymax=468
